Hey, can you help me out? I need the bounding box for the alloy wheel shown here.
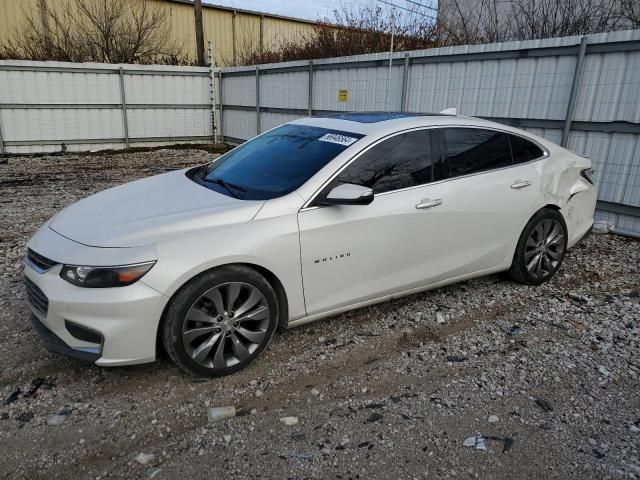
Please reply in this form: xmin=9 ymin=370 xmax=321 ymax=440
xmin=524 ymin=218 xmax=565 ymax=279
xmin=182 ymin=282 xmax=270 ymax=369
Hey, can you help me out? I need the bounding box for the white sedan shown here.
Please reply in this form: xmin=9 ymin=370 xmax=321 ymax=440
xmin=24 ymin=112 xmax=597 ymax=376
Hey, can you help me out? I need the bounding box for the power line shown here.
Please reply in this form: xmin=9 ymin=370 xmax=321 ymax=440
xmin=376 ymin=0 xmax=437 ymax=19
xmin=403 ymin=0 xmax=438 ymax=13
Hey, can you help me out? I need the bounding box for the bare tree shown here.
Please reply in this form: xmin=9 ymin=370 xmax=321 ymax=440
xmin=0 ymin=0 xmax=187 ymax=64
xmin=618 ymin=0 xmax=640 ymax=27
xmin=508 ymin=0 xmax=624 ymax=40
xmin=234 ymin=2 xmax=438 ymax=66
xmin=438 ymin=0 xmax=632 ymax=45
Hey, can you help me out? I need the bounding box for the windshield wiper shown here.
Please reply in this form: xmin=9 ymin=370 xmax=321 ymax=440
xmin=203 ymin=177 xmax=246 ymax=199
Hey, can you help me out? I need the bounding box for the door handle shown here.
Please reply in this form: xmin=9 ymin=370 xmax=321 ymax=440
xmin=415 ymin=198 xmax=442 ymax=210
xmin=511 ymin=180 xmax=532 ymax=189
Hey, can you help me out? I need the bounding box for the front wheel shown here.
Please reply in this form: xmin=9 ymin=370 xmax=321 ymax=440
xmin=161 ymin=266 xmax=279 ymax=377
xmin=509 ymin=208 xmax=568 ymax=285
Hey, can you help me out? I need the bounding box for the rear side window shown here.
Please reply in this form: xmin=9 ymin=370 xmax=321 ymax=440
xmin=509 ymin=134 xmax=544 ymax=163
xmin=335 ymin=130 xmax=440 ymax=194
xmin=444 ymin=128 xmax=512 ymax=178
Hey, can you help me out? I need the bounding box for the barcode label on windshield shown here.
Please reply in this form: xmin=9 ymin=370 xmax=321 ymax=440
xmin=318 ymin=133 xmax=359 ymax=147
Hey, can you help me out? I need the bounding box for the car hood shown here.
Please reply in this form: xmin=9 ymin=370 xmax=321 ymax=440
xmin=49 ymin=169 xmax=264 ymax=248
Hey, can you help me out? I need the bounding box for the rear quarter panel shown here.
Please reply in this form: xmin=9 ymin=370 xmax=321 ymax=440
xmin=535 ymin=143 xmax=596 ymax=247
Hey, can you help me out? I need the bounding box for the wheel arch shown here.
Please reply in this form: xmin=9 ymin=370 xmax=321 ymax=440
xmin=542 ymin=203 xmax=561 ymax=212
xmin=156 ymin=262 xmax=290 ymax=354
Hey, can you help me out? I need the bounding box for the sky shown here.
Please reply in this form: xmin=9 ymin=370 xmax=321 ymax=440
xmin=204 ymin=0 xmax=437 ymax=22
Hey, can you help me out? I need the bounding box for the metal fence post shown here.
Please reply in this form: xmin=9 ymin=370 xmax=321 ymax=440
xmin=400 ymin=53 xmax=410 ymax=112
xmin=118 ymin=67 xmax=130 ymax=149
xmin=308 ymin=60 xmax=313 ymax=116
xmin=0 ymin=111 xmax=5 ymax=154
xmin=218 ymin=70 xmax=225 ymax=142
xmin=562 ymin=36 xmax=588 ymax=147
xmin=208 ymin=42 xmax=218 ymax=144
xmin=255 ymin=66 xmax=261 ymax=135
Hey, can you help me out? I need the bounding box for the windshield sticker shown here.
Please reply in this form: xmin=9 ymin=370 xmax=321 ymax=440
xmin=318 ymin=133 xmax=359 ymax=147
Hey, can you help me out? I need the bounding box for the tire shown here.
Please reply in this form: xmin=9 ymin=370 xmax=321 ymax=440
xmin=509 ymin=208 xmax=568 ymax=286
xmin=161 ymin=266 xmax=279 ymax=377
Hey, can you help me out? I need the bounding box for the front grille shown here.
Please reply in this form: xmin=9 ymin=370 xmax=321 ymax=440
xmin=24 ymin=276 xmax=49 ymax=317
xmin=26 ymin=249 xmax=59 ymax=273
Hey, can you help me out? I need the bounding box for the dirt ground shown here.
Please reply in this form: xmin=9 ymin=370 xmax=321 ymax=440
xmin=0 ymin=149 xmax=639 ymax=480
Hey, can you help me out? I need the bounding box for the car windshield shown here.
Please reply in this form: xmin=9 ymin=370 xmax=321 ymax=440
xmin=188 ymin=124 xmax=364 ymax=200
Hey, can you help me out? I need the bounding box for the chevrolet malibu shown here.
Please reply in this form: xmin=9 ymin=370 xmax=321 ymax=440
xmin=24 ymin=112 xmax=596 ymax=376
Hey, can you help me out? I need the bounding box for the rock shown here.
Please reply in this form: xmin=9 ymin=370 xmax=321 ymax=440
xmin=16 ymin=412 xmax=34 ymax=423
xmin=46 ymin=414 xmax=67 ymax=426
xmin=135 ymin=452 xmax=155 ymax=466
xmin=446 ymin=355 xmax=467 ymax=362
xmin=255 ymin=390 xmax=263 ymax=398
xmin=207 ymin=406 xmax=236 ymax=424
xmin=223 ymin=434 xmax=232 ymax=443
xmin=506 ymin=325 xmax=523 ymax=336
xmin=3 ymin=388 xmax=21 ymax=405
xmin=592 ymin=221 xmax=610 ymax=234
xmin=535 ymin=397 xmax=554 ymax=412
xmin=488 ymin=415 xmax=499 ymax=423
xmin=436 ymin=311 xmax=446 ymax=324
xmin=310 ymin=388 xmax=320 ymax=397
xmin=366 ymin=413 xmax=383 ymax=423
xmin=629 ymin=425 xmax=640 ymax=433
xmin=280 ymin=416 xmax=299 ymax=426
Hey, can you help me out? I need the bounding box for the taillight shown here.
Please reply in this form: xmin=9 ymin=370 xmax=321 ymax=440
xmin=580 ymin=168 xmax=594 ymax=185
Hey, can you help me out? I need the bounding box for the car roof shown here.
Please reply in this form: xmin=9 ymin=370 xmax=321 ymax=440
xmin=311 ymin=112 xmax=442 ymax=123
xmin=290 ymin=112 xmax=508 ymax=136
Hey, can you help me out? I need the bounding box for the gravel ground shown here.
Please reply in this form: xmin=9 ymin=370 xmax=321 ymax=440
xmin=0 ymin=149 xmax=639 ymax=480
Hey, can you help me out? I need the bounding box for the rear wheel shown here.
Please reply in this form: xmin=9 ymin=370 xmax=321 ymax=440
xmin=161 ymin=266 xmax=279 ymax=377
xmin=509 ymin=208 xmax=567 ymax=285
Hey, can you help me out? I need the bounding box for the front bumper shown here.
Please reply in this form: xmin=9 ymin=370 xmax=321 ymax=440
xmin=30 ymin=314 xmax=101 ymax=363
xmin=24 ymin=258 xmax=169 ymax=367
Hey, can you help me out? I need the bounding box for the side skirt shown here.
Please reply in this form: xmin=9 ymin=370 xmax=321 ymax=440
xmin=287 ymin=264 xmax=508 ymax=329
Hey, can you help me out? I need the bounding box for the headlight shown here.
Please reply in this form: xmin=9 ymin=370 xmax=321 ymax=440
xmin=60 ymin=262 xmax=155 ymax=288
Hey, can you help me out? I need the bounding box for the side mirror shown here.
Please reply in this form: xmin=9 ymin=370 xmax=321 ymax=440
xmin=318 ymin=183 xmax=374 ymax=206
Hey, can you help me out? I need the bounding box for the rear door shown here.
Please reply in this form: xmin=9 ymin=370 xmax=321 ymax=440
xmin=423 ymin=127 xmax=540 ymax=278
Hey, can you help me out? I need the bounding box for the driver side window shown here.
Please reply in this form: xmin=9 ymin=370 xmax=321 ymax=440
xmin=335 ymin=129 xmax=441 ymax=194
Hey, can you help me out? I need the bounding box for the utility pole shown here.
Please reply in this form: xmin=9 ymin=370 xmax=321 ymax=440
xmin=385 ymin=9 xmax=395 ymax=112
xmin=194 ymin=0 xmax=205 ymax=66
xmin=39 ymin=0 xmax=52 ymax=58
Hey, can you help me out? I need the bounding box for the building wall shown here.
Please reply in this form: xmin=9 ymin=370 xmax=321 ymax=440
xmin=0 ymin=0 xmax=316 ymax=66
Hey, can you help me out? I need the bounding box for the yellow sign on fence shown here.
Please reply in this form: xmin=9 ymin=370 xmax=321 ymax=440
xmin=338 ymin=89 xmax=349 ymax=102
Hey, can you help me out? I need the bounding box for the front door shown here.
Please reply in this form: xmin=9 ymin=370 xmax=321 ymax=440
xmin=298 ymin=129 xmax=446 ymax=316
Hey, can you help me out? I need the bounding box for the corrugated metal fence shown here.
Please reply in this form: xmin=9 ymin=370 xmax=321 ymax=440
xmin=218 ymin=30 xmax=640 ymax=237
xmin=0 ymin=31 xmax=638 ymax=236
xmin=0 ymin=60 xmax=219 ymax=154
